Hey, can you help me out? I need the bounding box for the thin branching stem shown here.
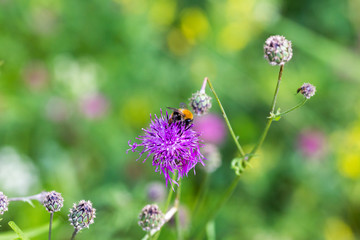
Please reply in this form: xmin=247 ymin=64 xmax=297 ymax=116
xmin=175 ymin=179 xmax=182 ymax=240
xmin=48 ymin=213 xmax=54 ymax=240
xmin=276 ymin=98 xmax=307 ymax=117
xmin=194 ymin=66 xmax=285 ymax=239
xmin=70 ymin=229 xmax=78 ymax=240
xmin=150 ymin=173 xmax=178 ymax=240
xmin=250 ymin=65 xmax=284 ymax=156
xmin=206 ymin=77 xmax=245 ymax=157
xmin=8 ymin=192 xmax=47 ymax=203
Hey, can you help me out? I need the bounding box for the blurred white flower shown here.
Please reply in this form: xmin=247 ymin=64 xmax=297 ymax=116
xmin=53 ymin=55 xmax=100 ymax=98
xmin=0 ymin=147 xmax=40 ymax=196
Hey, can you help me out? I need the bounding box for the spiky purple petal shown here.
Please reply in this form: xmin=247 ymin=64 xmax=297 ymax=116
xmin=128 ymin=109 xmax=205 ymax=188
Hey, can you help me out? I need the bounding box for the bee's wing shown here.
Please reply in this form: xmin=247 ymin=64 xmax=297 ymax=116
xmin=179 ymin=102 xmax=188 ymax=109
xmin=166 ymin=107 xmax=185 ymax=117
xmin=167 ymin=107 xmax=178 ymax=111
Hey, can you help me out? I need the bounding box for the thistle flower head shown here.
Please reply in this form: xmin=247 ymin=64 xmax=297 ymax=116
xmin=43 ymin=191 xmax=64 ymax=213
xmin=189 ymin=91 xmax=212 ymax=115
xmin=128 ymin=109 xmax=205 ymax=187
xmin=0 ymin=192 xmax=9 ymax=215
xmin=264 ymin=35 xmax=293 ymax=66
xmin=138 ymin=204 xmax=164 ymax=232
xmin=297 ymin=83 xmax=316 ymax=99
xmin=68 ymin=200 xmax=96 ymax=231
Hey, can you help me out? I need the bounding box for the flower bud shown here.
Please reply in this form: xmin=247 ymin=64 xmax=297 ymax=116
xmin=69 ymin=200 xmax=96 ymax=230
xmin=138 ymin=204 xmax=165 ymax=232
xmin=0 ymin=192 xmax=9 ymax=215
xmin=43 ymin=191 xmax=64 ymax=213
xmin=189 ymin=91 xmax=212 ymax=115
xmin=297 ymin=83 xmax=316 ymax=99
xmin=264 ymin=35 xmax=293 ymax=66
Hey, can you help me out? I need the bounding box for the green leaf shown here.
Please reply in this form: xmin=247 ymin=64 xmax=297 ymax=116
xmin=0 ymin=220 xmax=59 ymax=240
xmin=8 ymin=221 xmax=29 ymax=240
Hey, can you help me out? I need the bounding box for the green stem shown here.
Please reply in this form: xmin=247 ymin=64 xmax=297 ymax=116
xmin=8 ymin=192 xmax=47 ymax=204
xmin=250 ymin=64 xmax=284 ymax=156
xmin=152 ymin=173 xmax=178 ymax=240
xmin=48 ymin=213 xmax=53 ymax=240
xmin=70 ymin=229 xmax=78 ymax=240
xmin=194 ymin=66 xmax=285 ymax=239
xmin=206 ymin=78 xmax=245 ymax=157
xmin=175 ymin=179 xmax=183 ymax=240
xmin=276 ymin=98 xmax=307 ymax=117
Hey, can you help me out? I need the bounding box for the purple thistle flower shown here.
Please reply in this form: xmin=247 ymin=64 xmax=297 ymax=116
xmin=128 ymin=109 xmax=205 ymax=188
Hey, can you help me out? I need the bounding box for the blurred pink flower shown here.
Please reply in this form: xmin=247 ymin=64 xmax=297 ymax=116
xmin=193 ymin=113 xmax=226 ymax=145
xmin=80 ymin=93 xmax=109 ymax=119
xmin=297 ymin=128 xmax=327 ymax=160
xmin=23 ymin=62 xmax=48 ymax=91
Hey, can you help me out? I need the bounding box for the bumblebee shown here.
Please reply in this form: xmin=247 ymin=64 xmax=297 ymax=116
xmin=167 ymin=104 xmax=194 ymax=127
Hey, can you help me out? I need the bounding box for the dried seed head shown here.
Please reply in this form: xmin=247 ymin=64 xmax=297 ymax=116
xmin=264 ymin=35 xmax=293 ymax=66
xmin=68 ymin=200 xmax=96 ymax=231
xmin=297 ymin=83 xmax=316 ymax=99
xmin=189 ymin=91 xmax=212 ymax=115
xmin=43 ymin=191 xmax=64 ymax=213
xmin=138 ymin=204 xmax=165 ymax=232
xmin=0 ymin=192 xmax=9 ymax=215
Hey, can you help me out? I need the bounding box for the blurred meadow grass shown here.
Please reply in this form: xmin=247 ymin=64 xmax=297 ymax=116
xmin=0 ymin=0 xmax=360 ymax=239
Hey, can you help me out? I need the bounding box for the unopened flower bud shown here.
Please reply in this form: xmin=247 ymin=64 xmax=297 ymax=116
xmin=264 ymin=35 xmax=293 ymax=66
xmin=69 ymin=200 xmax=96 ymax=230
xmin=43 ymin=191 xmax=64 ymax=213
xmin=0 ymin=192 xmax=9 ymax=215
xmin=138 ymin=204 xmax=165 ymax=232
xmin=297 ymin=83 xmax=316 ymax=99
xmin=189 ymin=91 xmax=212 ymax=115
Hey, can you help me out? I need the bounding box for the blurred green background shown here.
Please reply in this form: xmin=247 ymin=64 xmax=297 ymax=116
xmin=0 ymin=0 xmax=360 ymax=239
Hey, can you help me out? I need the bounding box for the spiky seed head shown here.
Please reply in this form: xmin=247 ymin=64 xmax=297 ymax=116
xmin=264 ymin=35 xmax=293 ymax=66
xmin=189 ymin=91 xmax=212 ymax=115
xmin=43 ymin=191 xmax=64 ymax=213
xmin=0 ymin=192 xmax=9 ymax=215
xmin=297 ymin=83 xmax=316 ymax=99
xmin=138 ymin=204 xmax=165 ymax=232
xmin=68 ymin=200 xmax=96 ymax=231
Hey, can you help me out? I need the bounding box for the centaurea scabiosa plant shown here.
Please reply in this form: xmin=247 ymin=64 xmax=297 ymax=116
xmin=128 ymin=110 xmax=205 ymax=188
xmin=190 ymin=35 xmax=317 ymax=239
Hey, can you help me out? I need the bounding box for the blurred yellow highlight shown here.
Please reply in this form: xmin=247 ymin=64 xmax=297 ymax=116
xmin=167 ymin=28 xmax=191 ymax=56
xmin=218 ymin=23 xmax=252 ymax=52
xmin=324 ymin=218 xmax=354 ymax=240
xmin=180 ymin=8 xmax=209 ymax=44
xmin=225 ymin=0 xmax=255 ymax=21
xmin=336 ymin=123 xmax=360 ymax=179
xmin=121 ymin=96 xmax=151 ymax=128
xmin=149 ymin=0 xmax=176 ymax=27
xmin=338 ymin=153 xmax=360 ymax=179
